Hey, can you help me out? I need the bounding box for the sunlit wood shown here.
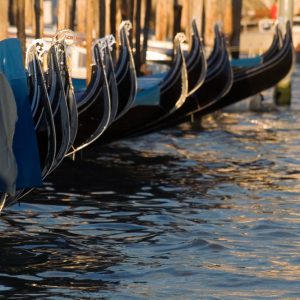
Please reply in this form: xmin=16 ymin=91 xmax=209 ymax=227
xmin=86 ymin=0 xmax=94 ymax=83
xmin=0 ymin=0 xmax=9 ymax=40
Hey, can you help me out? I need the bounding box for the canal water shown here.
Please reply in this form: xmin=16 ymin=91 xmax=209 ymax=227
xmin=1 ymin=66 xmax=300 ymax=299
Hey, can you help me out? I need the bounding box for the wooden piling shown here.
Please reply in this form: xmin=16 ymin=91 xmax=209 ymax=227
xmin=190 ymin=0 xmax=204 ymax=37
xmin=155 ymin=0 xmax=167 ymax=41
xmin=25 ymin=0 xmax=34 ymax=32
xmin=110 ymin=0 xmax=117 ymax=37
xmin=182 ymin=0 xmax=191 ymax=41
xmin=204 ymin=0 xmax=217 ymax=46
xmin=16 ymin=0 xmax=26 ymax=60
xmin=105 ymin=0 xmax=110 ymax=35
xmin=34 ymin=0 xmax=44 ymax=38
xmin=173 ymin=2 xmax=182 ymax=39
xmin=231 ymin=0 xmax=242 ymax=58
xmin=9 ymin=0 xmax=17 ymax=26
xmin=204 ymin=0 xmax=233 ymax=46
xmin=135 ymin=0 xmax=141 ymax=75
xmin=224 ymin=0 xmax=233 ymax=38
xmin=0 ymin=0 xmax=9 ymax=40
xmin=57 ymin=0 xmax=66 ymax=30
xmin=76 ymin=0 xmax=86 ymax=32
xmin=86 ymin=0 xmax=94 ymax=83
xmin=70 ymin=0 xmax=77 ymax=31
xmin=58 ymin=0 xmax=73 ymax=30
xmin=141 ymin=0 xmax=151 ymax=66
xmin=129 ymin=0 xmax=135 ymax=47
xmin=99 ymin=0 xmax=106 ymax=37
xmin=109 ymin=0 xmax=117 ymax=60
xmin=275 ymin=0 xmax=294 ymax=106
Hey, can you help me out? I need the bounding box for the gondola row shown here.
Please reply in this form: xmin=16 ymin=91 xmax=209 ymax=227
xmin=0 ymin=20 xmax=295 ymax=211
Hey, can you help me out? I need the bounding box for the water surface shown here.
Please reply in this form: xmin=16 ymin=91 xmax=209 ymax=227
xmin=1 ymin=68 xmax=300 ymax=299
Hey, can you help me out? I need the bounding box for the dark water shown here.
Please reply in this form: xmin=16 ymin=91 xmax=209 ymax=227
xmin=1 ymin=68 xmax=300 ymax=299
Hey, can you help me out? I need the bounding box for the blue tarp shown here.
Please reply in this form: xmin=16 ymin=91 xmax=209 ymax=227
xmin=73 ymin=74 xmax=162 ymax=107
xmin=231 ymin=56 xmax=263 ymax=68
xmin=0 ymin=38 xmax=42 ymax=192
xmin=135 ymin=77 xmax=161 ymax=106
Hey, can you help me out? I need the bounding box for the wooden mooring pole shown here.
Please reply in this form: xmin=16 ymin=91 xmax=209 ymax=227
xmin=99 ymin=0 xmax=106 ymax=37
xmin=86 ymin=0 xmax=94 ymax=83
xmin=231 ymin=0 xmax=242 ymax=59
xmin=34 ymin=0 xmax=44 ymax=38
xmin=274 ymin=0 xmax=294 ymax=106
xmin=135 ymin=0 xmax=141 ymax=75
xmin=70 ymin=0 xmax=77 ymax=31
xmin=173 ymin=1 xmax=182 ymax=39
xmin=0 ymin=0 xmax=9 ymax=40
xmin=141 ymin=0 xmax=151 ymax=66
xmin=16 ymin=0 xmax=26 ymax=60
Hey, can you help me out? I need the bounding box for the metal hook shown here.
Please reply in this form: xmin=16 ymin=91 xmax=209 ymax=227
xmin=52 ymin=29 xmax=76 ymax=47
xmin=26 ymin=39 xmax=47 ymax=67
xmin=105 ymin=34 xmax=116 ymax=51
xmin=120 ymin=20 xmax=132 ymax=36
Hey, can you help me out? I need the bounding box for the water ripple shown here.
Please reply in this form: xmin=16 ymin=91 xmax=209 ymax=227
xmin=1 ymin=67 xmax=300 ymax=299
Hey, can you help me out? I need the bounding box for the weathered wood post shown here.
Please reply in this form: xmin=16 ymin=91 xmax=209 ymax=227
xmin=99 ymin=0 xmax=106 ymax=37
xmin=190 ymin=0 xmax=204 ymax=36
xmin=173 ymin=0 xmax=182 ymax=38
xmin=86 ymin=0 xmax=94 ymax=83
xmin=123 ymin=0 xmax=135 ymax=47
xmin=135 ymin=0 xmax=141 ymax=75
xmin=274 ymin=0 xmax=294 ymax=106
xmin=34 ymin=0 xmax=44 ymax=38
xmin=110 ymin=0 xmax=117 ymax=38
xmin=141 ymin=0 xmax=152 ymax=66
xmin=25 ymin=0 xmax=34 ymax=32
xmin=16 ymin=0 xmax=26 ymax=60
xmin=57 ymin=0 xmax=67 ymax=29
xmin=70 ymin=0 xmax=77 ymax=31
xmin=58 ymin=0 xmax=74 ymax=30
xmin=155 ymin=0 xmax=167 ymax=41
xmin=76 ymin=0 xmax=86 ymax=32
xmin=182 ymin=0 xmax=191 ymax=41
xmin=204 ymin=0 xmax=219 ymax=47
xmin=231 ymin=0 xmax=242 ymax=58
xmin=0 ymin=0 xmax=9 ymax=40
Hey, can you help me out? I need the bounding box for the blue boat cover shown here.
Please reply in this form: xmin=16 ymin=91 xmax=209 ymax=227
xmin=135 ymin=77 xmax=162 ymax=106
xmin=72 ymin=77 xmax=87 ymax=91
xmin=231 ymin=56 xmax=263 ymax=68
xmin=72 ymin=74 xmax=162 ymax=107
xmin=0 ymin=38 xmax=42 ymax=192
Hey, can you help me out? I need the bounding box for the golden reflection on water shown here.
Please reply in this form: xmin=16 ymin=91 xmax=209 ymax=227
xmin=3 ymin=92 xmax=300 ymax=298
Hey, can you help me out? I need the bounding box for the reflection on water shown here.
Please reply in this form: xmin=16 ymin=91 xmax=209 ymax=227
xmin=1 ymin=71 xmax=300 ymax=299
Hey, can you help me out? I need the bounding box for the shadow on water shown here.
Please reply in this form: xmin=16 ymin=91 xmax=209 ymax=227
xmin=1 ymin=66 xmax=300 ymax=299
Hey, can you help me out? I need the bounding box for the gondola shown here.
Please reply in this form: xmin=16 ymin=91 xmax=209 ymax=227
xmin=124 ymin=24 xmax=233 ymax=137
xmin=73 ymin=21 xmax=138 ymax=122
xmin=97 ymin=31 xmax=189 ymax=144
xmin=67 ymin=37 xmax=113 ymax=155
xmin=102 ymin=35 xmax=119 ymax=124
xmin=51 ymin=32 xmax=78 ymax=153
xmin=144 ymin=19 xmax=207 ymax=97
xmin=231 ymin=24 xmax=282 ymax=70
xmin=26 ymin=41 xmax=57 ymax=178
xmin=113 ymin=21 xmax=137 ymax=120
xmin=45 ymin=42 xmax=72 ymax=170
xmin=0 ymin=39 xmax=49 ymax=210
xmin=136 ymin=22 xmax=291 ymax=134
xmin=193 ymin=21 xmax=294 ymax=118
xmin=160 ymin=25 xmax=233 ymax=124
xmin=3 ymin=43 xmax=59 ymax=210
